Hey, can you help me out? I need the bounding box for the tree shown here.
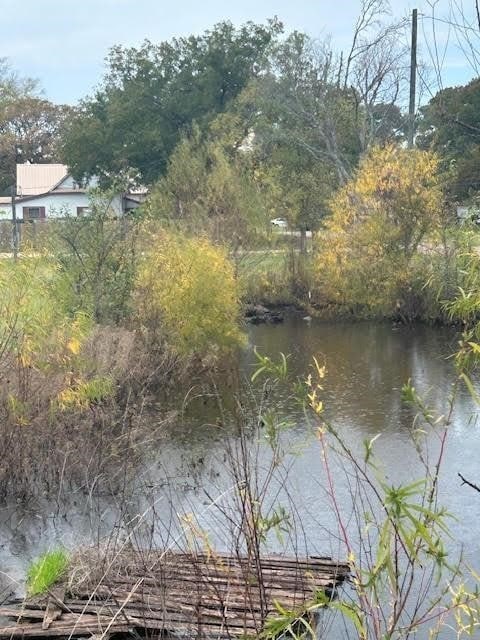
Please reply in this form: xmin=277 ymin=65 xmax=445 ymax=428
xmin=145 ymin=118 xmax=270 ymax=250
xmin=417 ymin=78 xmax=480 ymax=201
xmin=61 ymin=20 xmax=283 ymax=186
xmin=256 ymin=140 xmax=337 ymax=243
xmin=0 ymin=60 xmax=68 ymax=193
xmin=0 ymin=97 xmax=70 ymax=193
xmin=257 ymin=4 xmax=408 ymax=182
xmin=235 ymin=33 xmax=363 ymax=252
xmin=263 ymin=32 xmax=362 ymax=185
xmin=315 ymin=145 xmax=443 ymax=318
xmin=241 ymin=8 xmax=408 ymax=244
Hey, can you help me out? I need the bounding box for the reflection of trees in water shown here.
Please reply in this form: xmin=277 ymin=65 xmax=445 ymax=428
xmin=249 ymin=320 xmax=456 ymax=435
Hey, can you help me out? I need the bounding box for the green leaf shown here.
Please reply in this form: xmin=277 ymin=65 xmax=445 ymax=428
xmin=461 ymin=372 xmax=480 ymax=405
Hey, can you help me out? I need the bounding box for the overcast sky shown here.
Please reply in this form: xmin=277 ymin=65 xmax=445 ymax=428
xmin=2 ymin=0 xmax=478 ymax=104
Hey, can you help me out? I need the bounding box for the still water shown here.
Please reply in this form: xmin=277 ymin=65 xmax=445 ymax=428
xmin=1 ymin=319 xmax=479 ymax=636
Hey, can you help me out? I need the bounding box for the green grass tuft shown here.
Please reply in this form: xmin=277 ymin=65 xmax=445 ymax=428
xmin=26 ymin=550 xmax=69 ymax=595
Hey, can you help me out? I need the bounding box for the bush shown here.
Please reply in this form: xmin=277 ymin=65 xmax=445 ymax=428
xmin=314 ymin=145 xmax=445 ymax=320
xmin=135 ymin=230 xmax=245 ymax=355
xmin=49 ymin=190 xmax=139 ymax=323
xmin=0 ymin=256 xmax=97 ymax=418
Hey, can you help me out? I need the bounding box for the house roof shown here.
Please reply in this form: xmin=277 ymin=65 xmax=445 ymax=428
xmin=17 ymin=163 xmax=68 ymax=196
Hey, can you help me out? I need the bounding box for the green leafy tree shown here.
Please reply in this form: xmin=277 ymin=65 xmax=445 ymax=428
xmin=0 ymin=60 xmax=68 ymax=193
xmin=227 ymin=36 xmax=359 ymax=253
xmin=417 ymin=78 xmax=480 ymax=201
xmin=145 ymin=121 xmax=269 ymax=249
xmin=0 ymin=97 xmax=70 ymax=193
xmin=61 ymin=20 xmax=283 ymax=186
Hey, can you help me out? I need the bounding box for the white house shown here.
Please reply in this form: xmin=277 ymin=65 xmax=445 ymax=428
xmin=0 ymin=164 xmax=144 ymax=221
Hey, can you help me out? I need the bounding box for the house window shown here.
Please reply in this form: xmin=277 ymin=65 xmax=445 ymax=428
xmin=76 ymin=207 xmax=90 ymax=217
xmin=23 ymin=207 xmax=45 ymax=221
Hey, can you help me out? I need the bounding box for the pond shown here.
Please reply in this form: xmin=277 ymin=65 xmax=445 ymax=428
xmin=1 ymin=318 xmax=479 ymax=637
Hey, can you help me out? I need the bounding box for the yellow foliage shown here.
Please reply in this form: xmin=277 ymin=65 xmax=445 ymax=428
xmin=315 ymin=145 xmax=444 ymax=316
xmin=0 ymin=258 xmax=92 ymax=372
xmin=327 ymin=144 xmax=441 ymax=233
xmin=0 ymin=257 xmax=96 ymax=423
xmin=135 ymin=230 xmax=245 ymax=355
xmin=67 ymin=337 xmax=81 ymax=356
xmin=56 ymin=376 xmax=114 ymax=411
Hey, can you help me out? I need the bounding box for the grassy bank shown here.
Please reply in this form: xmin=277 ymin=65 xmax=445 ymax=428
xmin=237 ymin=223 xmax=480 ymax=326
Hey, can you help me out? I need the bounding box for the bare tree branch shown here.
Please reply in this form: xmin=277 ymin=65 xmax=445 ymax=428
xmin=344 ymin=0 xmax=391 ymax=88
xmin=458 ymin=472 xmax=480 ymax=492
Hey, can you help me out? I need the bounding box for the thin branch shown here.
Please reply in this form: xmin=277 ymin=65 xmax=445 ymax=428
xmin=458 ymin=471 xmax=480 ymax=492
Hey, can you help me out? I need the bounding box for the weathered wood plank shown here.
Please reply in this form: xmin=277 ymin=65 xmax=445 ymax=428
xmin=0 ymin=609 xmax=45 ymax=621
xmin=42 ymin=586 xmax=66 ymax=630
xmin=0 ymin=551 xmax=349 ymax=639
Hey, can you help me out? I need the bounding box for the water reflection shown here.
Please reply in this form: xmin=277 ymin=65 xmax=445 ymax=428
xmin=247 ymin=319 xmax=480 ymax=560
xmin=248 ymin=320 xmax=458 ymax=433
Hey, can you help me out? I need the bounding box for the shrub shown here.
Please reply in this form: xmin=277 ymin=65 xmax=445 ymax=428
xmin=145 ymin=125 xmax=270 ymax=250
xmin=27 ymin=550 xmax=69 ymax=595
xmin=49 ymin=190 xmax=139 ymax=323
xmin=0 ymin=256 xmax=98 ymax=423
xmin=135 ymin=230 xmax=245 ymax=355
xmin=314 ymin=145 xmax=445 ymax=320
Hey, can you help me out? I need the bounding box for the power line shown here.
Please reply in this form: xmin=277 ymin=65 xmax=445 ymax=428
xmin=417 ymin=13 xmax=480 ymax=36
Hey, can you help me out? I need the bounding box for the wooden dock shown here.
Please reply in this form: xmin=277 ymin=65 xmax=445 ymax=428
xmin=0 ymin=550 xmax=350 ymax=639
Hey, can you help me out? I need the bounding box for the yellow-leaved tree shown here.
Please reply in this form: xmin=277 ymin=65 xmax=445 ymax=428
xmin=315 ymin=144 xmax=444 ymax=319
xmin=135 ymin=230 xmax=245 ymax=355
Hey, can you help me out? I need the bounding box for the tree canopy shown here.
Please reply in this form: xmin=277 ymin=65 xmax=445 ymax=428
xmin=61 ymin=19 xmax=283 ymax=186
xmin=0 ymin=60 xmax=68 ymax=193
xmin=418 ymin=78 xmax=480 ymax=201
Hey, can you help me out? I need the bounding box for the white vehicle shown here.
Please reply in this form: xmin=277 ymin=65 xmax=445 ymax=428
xmin=270 ymin=218 xmax=288 ymax=228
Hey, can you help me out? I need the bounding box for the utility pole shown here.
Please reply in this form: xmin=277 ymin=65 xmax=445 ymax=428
xmin=408 ymin=8 xmax=418 ymax=149
xmin=10 ymin=185 xmax=18 ymax=260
